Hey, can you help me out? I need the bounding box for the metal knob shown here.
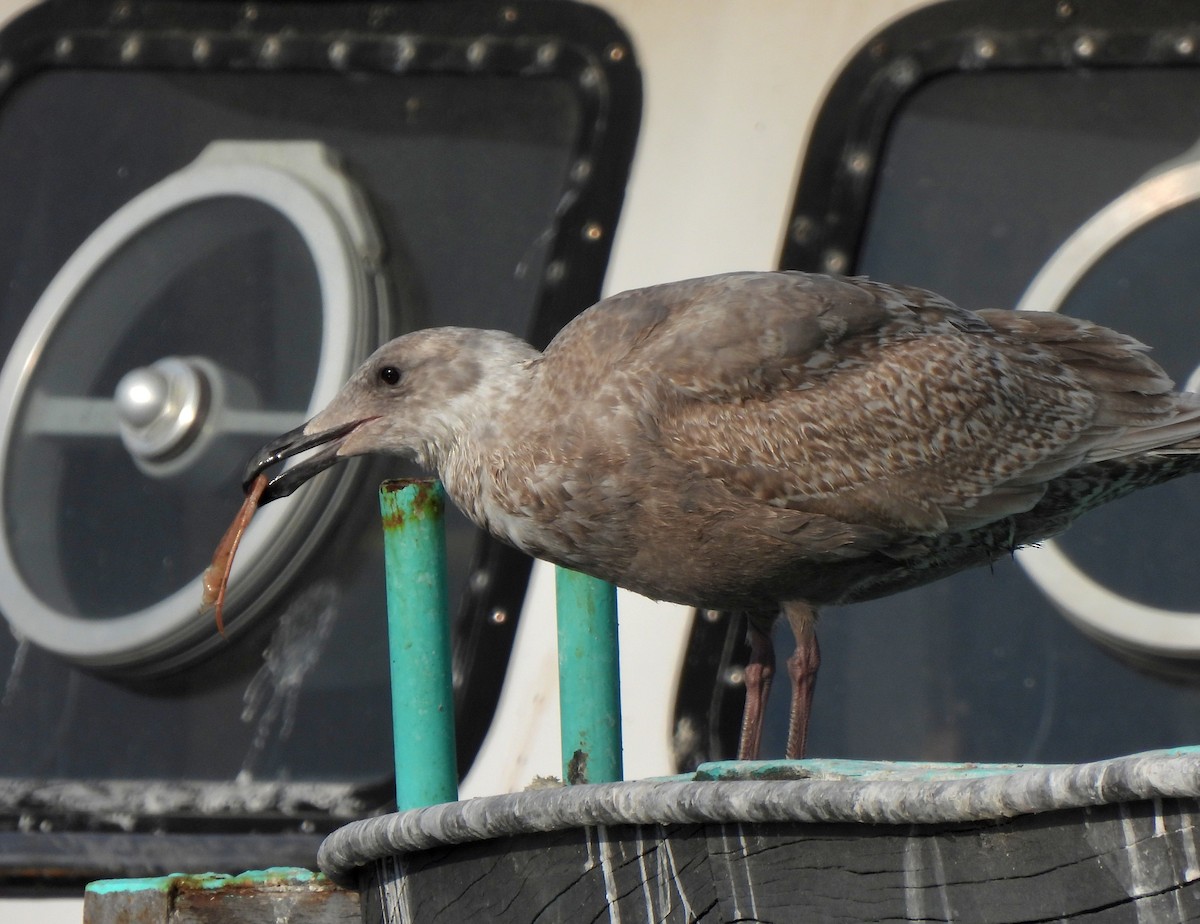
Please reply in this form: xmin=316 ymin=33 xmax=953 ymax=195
xmin=115 ymin=366 xmax=171 ymax=429
xmin=114 ymin=357 xmax=206 ymax=462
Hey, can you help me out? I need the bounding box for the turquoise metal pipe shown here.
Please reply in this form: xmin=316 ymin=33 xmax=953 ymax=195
xmin=379 ymin=479 xmax=458 ymax=810
xmin=555 ymin=568 xmax=623 ymax=784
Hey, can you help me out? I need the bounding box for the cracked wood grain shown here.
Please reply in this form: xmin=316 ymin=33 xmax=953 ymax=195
xmin=355 ymin=799 xmax=1200 ymax=922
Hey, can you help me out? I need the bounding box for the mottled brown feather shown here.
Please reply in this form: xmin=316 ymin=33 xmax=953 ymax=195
xmin=289 ymin=271 xmax=1200 ymax=614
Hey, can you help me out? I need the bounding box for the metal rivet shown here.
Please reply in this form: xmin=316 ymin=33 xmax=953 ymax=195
xmin=328 ymin=39 xmax=349 ymax=68
xmin=582 ymin=222 xmax=603 ymax=242
xmin=1073 ymin=34 xmax=1096 ymax=59
xmin=545 ymin=260 xmax=566 ymax=284
xmin=724 ymin=667 xmax=745 ymax=687
xmin=192 ymin=36 xmax=212 ymax=64
xmin=579 ymin=65 xmax=601 ymax=89
xmin=888 ymin=57 xmax=919 ymax=87
xmin=468 ymin=570 xmax=490 ymax=593
xmin=606 ymin=43 xmax=627 ymax=63
xmin=536 ymin=41 xmax=559 ymax=67
xmin=242 ymin=3 xmax=259 ymax=21
xmin=394 ymin=35 xmax=416 ymax=70
xmin=570 ymin=159 xmax=592 ymax=184
xmin=501 ymin=6 xmax=518 ymax=23
xmin=1176 ymin=35 xmax=1196 ymax=56
xmin=702 ymin=609 xmax=722 ymax=623
xmin=489 ymin=608 xmax=508 ymax=625
xmin=259 ymin=35 xmax=281 ymax=65
xmin=1055 ymin=0 xmax=1074 ymax=19
xmin=112 ymin=1 xmax=132 ymax=21
xmin=973 ymin=37 xmax=996 ymax=60
xmin=54 ymin=36 xmax=74 ymax=60
xmin=467 ymin=39 xmax=488 ymax=67
xmin=120 ymin=35 xmax=142 ymax=63
xmin=791 ymin=216 xmax=816 ymax=246
xmin=845 ymin=148 xmax=871 ymax=176
xmin=822 ymin=249 xmax=848 ymax=274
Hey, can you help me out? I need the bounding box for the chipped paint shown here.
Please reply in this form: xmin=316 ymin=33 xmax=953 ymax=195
xmin=85 ymin=866 xmax=357 ymax=924
xmin=566 ymin=748 xmax=590 ymax=786
xmin=379 ymin=478 xmax=443 ymax=531
xmin=87 ymin=867 xmax=325 ymax=895
xmin=688 ymin=747 xmax=1200 ymax=784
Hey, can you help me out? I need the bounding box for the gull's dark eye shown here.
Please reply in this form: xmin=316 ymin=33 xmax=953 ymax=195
xmin=378 ymin=365 xmax=402 ymax=386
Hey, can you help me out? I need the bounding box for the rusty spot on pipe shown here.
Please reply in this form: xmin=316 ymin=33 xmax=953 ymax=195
xmin=567 ymin=748 xmax=590 ymax=785
xmin=380 ymin=478 xmax=443 ymax=531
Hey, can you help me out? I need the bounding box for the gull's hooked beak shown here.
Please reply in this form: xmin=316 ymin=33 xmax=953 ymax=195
xmin=243 ymin=418 xmax=375 ymax=504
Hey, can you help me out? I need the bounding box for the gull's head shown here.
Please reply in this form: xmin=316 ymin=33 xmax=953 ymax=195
xmin=244 ymin=327 xmax=536 ymax=503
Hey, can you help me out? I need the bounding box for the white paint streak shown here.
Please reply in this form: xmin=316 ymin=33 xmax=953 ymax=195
xmin=1118 ymin=805 xmax=1156 ymax=924
xmin=1 ymin=634 xmax=27 ymax=707
xmin=1153 ymin=798 xmax=1167 ymax=838
xmin=654 ymin=827 xmax=673 ymax=917
xmin=635 ymin=830 xmax=656 ymax=922
xmin=1181 ymin=812 xmax=1200 ymax=882
xmin=929 ymin=837 xmax=953 ymax=922
xmin=1121 ymin=806 xmax=1154 ymax=897
xmin=585 ymin=824 xmax=598 ymax=871
xmin=268 ymin=891 xmax=304 ymax=924
xmin=737 ymin=822 xmax=759 ymax=920
xmin=662 ymin=835 xmax=694 ymax=921
xmin=379 ymin=855 xmax=413 ymax=924
xmin=1172 ymin=884 xmax=1188 ymax=924
xmin=598 ymin=824 xmax=623 ymax=924
xmin=721 ymin=827 xmax=743 ymax=920
xmin=903 ymin=832 xmax=926 ymax=922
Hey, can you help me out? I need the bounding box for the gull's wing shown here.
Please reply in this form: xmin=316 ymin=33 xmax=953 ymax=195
xmin=551 ymin=272 xmax=1179 ymax=536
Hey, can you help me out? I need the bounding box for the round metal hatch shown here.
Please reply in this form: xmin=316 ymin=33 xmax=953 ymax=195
xmin=1015 ymin=147 xmax=1200 ymax=661
xmin=0 ymin=140 xmax=387 ymax=671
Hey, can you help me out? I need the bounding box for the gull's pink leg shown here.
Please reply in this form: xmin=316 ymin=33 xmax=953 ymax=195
xmin=737 ymin=613 xmax=776 ymax=760
xmin=783 ymin=601 xmax=820 ymax=760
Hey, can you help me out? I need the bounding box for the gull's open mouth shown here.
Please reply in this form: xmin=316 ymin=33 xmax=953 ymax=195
xmin=243 ymin=418 xmax=375 ymax=504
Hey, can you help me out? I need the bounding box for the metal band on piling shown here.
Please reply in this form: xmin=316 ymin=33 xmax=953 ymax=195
xmin=555 ymin=568 xmax=622 ymax=784
xmin=379 ymin=479 xmax=458 ymax=810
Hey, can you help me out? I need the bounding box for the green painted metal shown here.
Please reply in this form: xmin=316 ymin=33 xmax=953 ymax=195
xmin=555 ymin=567 xmax=622 ymax=784
xmin=83 ymin=867 xmax=354 ymax=924
xmin=86 ymin=868 xmax=324 ymax=895
xmin=683 ymin=746 xmax=1200 ymax=783
xmin=379 ymin=478 xmax=458 ymax=809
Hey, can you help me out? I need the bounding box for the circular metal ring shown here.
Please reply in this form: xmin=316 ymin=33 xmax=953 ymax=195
xmin=0 ymin=141 xmax=385 ymax=668
xmin=1015 ymin=153 xmax=1200 ymax=659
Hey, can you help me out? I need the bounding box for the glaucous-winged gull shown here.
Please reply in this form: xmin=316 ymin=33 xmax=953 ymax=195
xmin=242 ymin=271 xmax=1200 ymax=761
